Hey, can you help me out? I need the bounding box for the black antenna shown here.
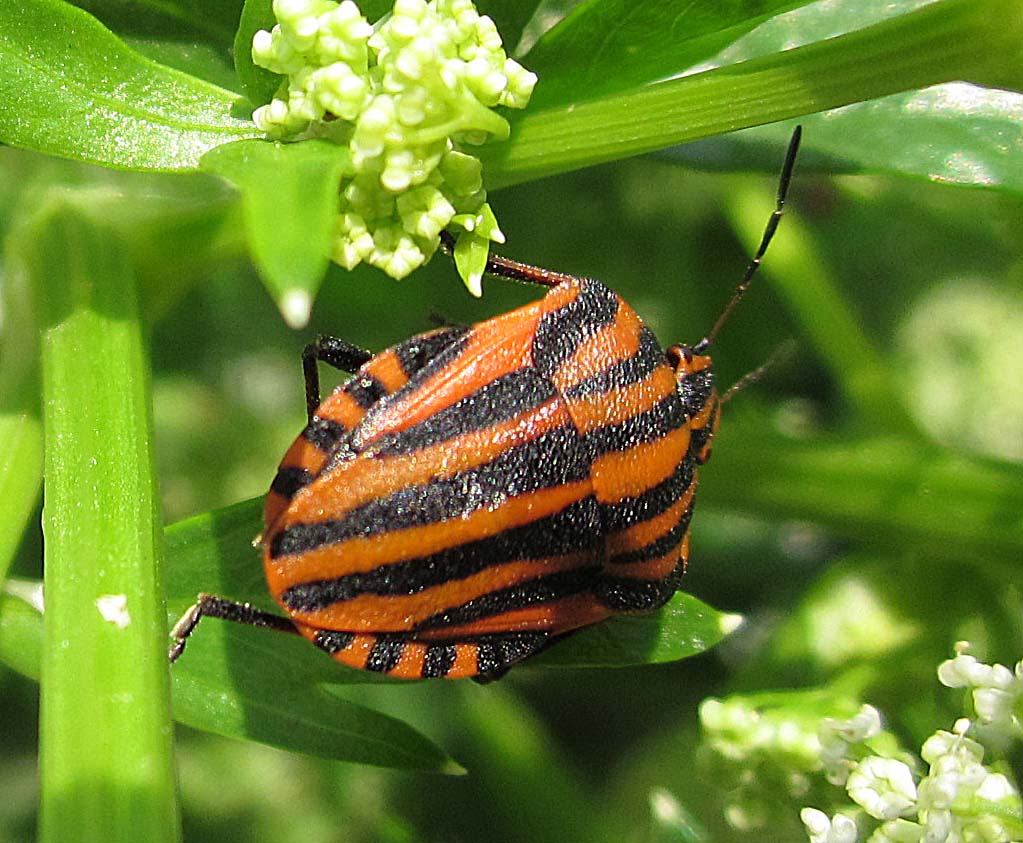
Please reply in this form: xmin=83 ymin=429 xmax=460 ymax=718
xmin=694 ymin=125 xmax=802 ymax=354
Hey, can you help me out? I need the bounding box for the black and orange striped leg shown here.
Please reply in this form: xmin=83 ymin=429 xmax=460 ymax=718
xmin=168 ymin=594 xmax=298 ymax=663
xmin=302 ymin=336 xmax=374 ymax=420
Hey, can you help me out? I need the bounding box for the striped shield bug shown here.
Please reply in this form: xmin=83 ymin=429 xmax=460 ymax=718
xmin=169 ymin=127 xmax=802 ymax=681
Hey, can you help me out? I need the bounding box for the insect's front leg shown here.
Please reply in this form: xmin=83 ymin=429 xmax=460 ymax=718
xmin=302 ymin=336 xmax=374 ymax=421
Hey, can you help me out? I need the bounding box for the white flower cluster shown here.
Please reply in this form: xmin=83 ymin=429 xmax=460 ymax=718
xmin=801 ymin=646 xmax=1023 ymax=843
xmin=251 ymin=0 xmax=537 ymax=289
xmin=938 ymin=641 xmax=1023 ymax=748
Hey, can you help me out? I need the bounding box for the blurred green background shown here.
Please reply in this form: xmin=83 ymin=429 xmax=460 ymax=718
xmin=3 ymin=127 xmax=1021 ymax=840
xmin=2 ymin=0 xmax=1023 ymax=840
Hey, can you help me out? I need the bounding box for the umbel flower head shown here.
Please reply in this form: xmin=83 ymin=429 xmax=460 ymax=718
xmin=251 ymin=0 xmax=537 ymax=293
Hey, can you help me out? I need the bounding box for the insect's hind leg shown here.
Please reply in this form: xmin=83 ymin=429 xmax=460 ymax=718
xmin=302 ymin=336 xmax=374 ymax=421
xmin=168 ymin=594 xmax=298 ymax=662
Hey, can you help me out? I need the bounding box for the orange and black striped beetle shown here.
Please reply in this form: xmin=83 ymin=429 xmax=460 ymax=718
xmin=170 ymin=127 xmax=801 ymax=682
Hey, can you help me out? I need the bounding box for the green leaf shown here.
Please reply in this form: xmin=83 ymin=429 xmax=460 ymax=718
xmin=524 ymin=0 xmax=814 ymax=110
xmin=74 ymin=0 xmax=244 ymax=47
xmin=0 ymin=415 xmax=42 ymax=585
xmin=479 ymin=0 xmax=544 ymax=54
xmin=701 ymin=425 xmax=1023 ymax=562
xmin=481 ymin=0 xmax=1023 ymax=189
xmin=29 ymin=201 xmax=178 ymax=842
xmin=200 ymin=139 xmax=351 ymax=327
xmin=234 ymin=0 xmax=282 ymax=108
xmin=0 ymin=0 xmax=259 ymax=171
xmin=529 ymin=593 xmax=739 ymax=669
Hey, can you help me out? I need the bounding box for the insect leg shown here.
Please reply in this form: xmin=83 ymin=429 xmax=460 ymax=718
xmin=168 ymin=594 xmax=298 ymax=662
xmin=440 ymin=231 xmax=584 ymax=289
xmin=302 ymin=336 xmax=374 ymax=421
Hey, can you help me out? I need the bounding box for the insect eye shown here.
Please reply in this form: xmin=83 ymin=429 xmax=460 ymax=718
xmin=667 ymin=345 xmax=694 ymax=368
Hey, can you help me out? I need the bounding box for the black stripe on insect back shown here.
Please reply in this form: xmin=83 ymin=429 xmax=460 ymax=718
xmin=415 ymin=566 xmax=602 ymax=630
xmin=281 ymin=496 xmax=602 ymax=611
xmin=679 ymin=368 xmax=716 ymax=419
xmin=476 ymin=633 xmax=550 ymax=676
xmin=599 ymin=454 xmax=695 ymax=532
xmin=393 ymin=326 xmax=469 ymax=377
xmin=346 ymin=374 xmax=388 ymax=410
xmin=313 ymin=630 xmax=355 ymax=654
xmin=365 ymin=637 xmax=405 ymax=672
xmin=271 ymin=424 xmax=591 ymax=559
xmin=608 ymin=513 xmax=691 ymax=566
xmin=563 ymin=326 xmax=665 ymax=399
xmin=584 ymin=392 xmax=685 ymax=457
xmin=370 ymin=368 xmax=557 ymax=457
xmin=423 ymin=643 xmax=458 ymax=678
xmin=532 ymin=279 xmax=619 ymax=378
xmin=270 ymin=466 xmax=313 ymax=500
xmin=303 ymin=416 xmax=349 ymax=452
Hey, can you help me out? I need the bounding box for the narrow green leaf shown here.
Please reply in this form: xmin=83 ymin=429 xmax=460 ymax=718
xmin=31 ymin=202 xmax=178 ymax=841
xmin=701 ymin=424 xmax=1023 ymax=562
xmin=0 ymin=0 xmax=259 ymax=171
xmin=529 ymin=593 xmax=739 ymax=669
xmin=200 ymin=139 xmax=351 ymax=327
xmin=0 ymin=415 xmax=42 ymax=584
xmin=482 ymin=0 xmax=1023 ymax=189
xmin=0 ymin=576 xmax=460 ymax=772
xmin=524 ymin=0 xmax=814 ymax=110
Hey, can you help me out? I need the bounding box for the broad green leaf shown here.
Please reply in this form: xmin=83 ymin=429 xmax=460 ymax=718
xmin=0 ymin=0 xmax=259 ymax=171
xmin=479 ymin=0 xmax=545 ymax=54
xmin=200 ymin=139 xmax=351 ymax=327
xmin=529 ymin=593 xmax=739 ymax=669
xmin=73 ymin=0 xmax=244 ymax=47
xmin=524 ymin=0 xmax=815 ymax=110
xmin=234 ymin=0 xmax=281 ymax=108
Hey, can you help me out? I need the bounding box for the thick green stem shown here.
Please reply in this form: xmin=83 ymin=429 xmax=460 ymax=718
xmin=32 ymin=200 xmax=179 ymax=842
xmin=483 ymin=0 xmax=1023 ymax=188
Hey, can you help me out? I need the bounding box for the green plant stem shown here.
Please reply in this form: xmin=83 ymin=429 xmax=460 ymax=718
xmin=483 ymin=0 xmax=1023 ymax=188
xmin=33 ymin=201 xmax=179 ymax=842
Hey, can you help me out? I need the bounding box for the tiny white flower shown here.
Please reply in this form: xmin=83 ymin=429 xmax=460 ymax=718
xmin=847 ymin=757 xmax=918 ymax=820
xmin=801 ymin=808 xmax=859 ymax=843
xmin=866 ymin=819 xmax=924 ymax=843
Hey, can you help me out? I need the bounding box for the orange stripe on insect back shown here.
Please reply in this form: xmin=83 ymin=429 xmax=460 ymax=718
xmin=591 ymin=425 xmax=690 ymax=502
xmin=265 ymin=480 xmax=593 ymax=587
xmin=389 ymin=641 xmax=427 ymax=679
xmin=418 ymin=594 xmax=612 ymax=639
xmin=277 ymin=396 xmax=571 ymax=528
xmin=690 ymin=392 xmax=719 ymax=431
xmin=361 ymin=349 xmax=409 ymax=392
xmin=549 ymin=303 xmax=642 ymax=392
xmin=313 ymin=387 xmax=372 ymax=430
xmin=565 ymin=366 xmax=677 ymax=435
xmin=448 ymin=644 xmax=481 ymax=678
xmin=354 ymin=302 xmax=552 ymax=445
xmin=604 ymin=483 xmax=695 ymax=556
xmin=294 ymin=553 xmax=598 ymax=632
